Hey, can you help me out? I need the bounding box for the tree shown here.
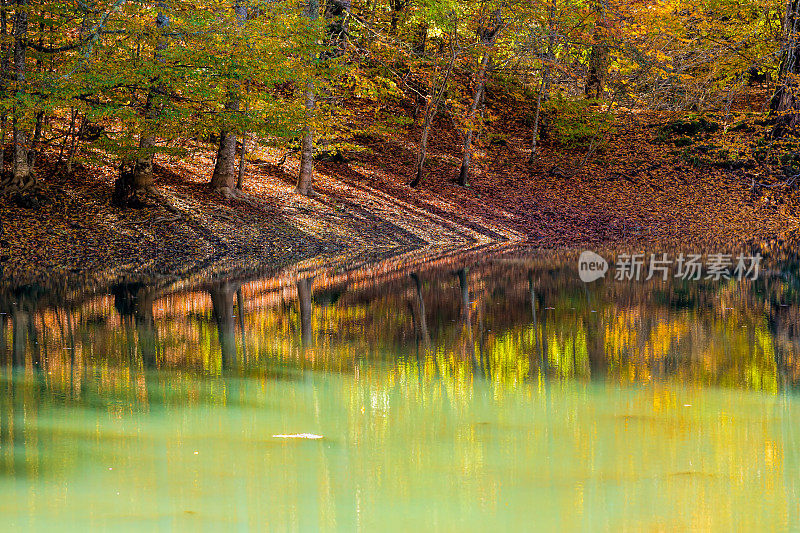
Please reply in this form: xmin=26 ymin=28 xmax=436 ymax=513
xmin=585 ymin=0 xmax=609 ymax=99
xmin=296 ymin=0 xmax=320 ymax=196
xmin=210 ymin=2 xmax=249 ymax=194
xmin=296 ymin=0 xmax=350 ymax=196
xmin=772 ymin=0 xmax=800 ymax=127
xmin=10 ymin=0 xmax=31 ymax=191
xmin=529 ymin=0 xmax=557 ymax=163
xmin=410 ymin=14 xmax=458 ymax=188
xmin=113 ymin=2 xmax=171 ymax=206
xmin=459 ymin=7 xmax=502 ymax=187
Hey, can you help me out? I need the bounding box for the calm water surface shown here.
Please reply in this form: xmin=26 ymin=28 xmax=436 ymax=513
xmin=0 ymin=249 xmax=799 ymax=530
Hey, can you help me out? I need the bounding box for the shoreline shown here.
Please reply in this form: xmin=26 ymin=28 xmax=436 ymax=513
xmin=2 ymin=109 xmax=799 ymax=289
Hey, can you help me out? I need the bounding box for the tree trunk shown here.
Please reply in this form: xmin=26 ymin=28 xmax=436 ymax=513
xmin=7 ymin=0 xmax=31 ymax=193
xmin=295 ymin=0 xmax=319 ymax=196
xmin=413 ymin=23 xmax=428 ymax=55
xmin=410 ymin=29 xmax=457 ymax=188
xmin=237 ymin=131 xmax=247 ymax=189
xmin=411 ymin=104 xmax=434 ymax=187
xmin=459 ymin=53 xmax=490 ymax=187
xmin=211 ymin=2 xmax=248 ymax=191
xmin=529 ymin=68 xmax=549 ymax=163
xmin=459 ymin=10 xmax=502 ymax=187
xmin=529 ymin=0 xmax=556 ymax=164
xmin=296 ymin=81 xmax=316 ymax=195
xmin=585 ymin=4 xmax=608 ymax=99
xmin=294 ymin=0 xmax=348 ymax=195
xmin=210 ymin=126 xmax=239 ymax=190
xmin=772 ymin=0 xmax=800 ymax=127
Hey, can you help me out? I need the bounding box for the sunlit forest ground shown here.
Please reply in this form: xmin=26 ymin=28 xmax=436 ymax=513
xmin=1 ymin=83 xmax=797 ymax=286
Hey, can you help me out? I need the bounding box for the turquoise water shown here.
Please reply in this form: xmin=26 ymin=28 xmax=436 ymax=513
xmin=0 ymin=251 xmax=798 ymax=530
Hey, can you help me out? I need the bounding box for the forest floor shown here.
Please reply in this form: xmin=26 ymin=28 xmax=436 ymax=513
xmin=1 ymin=86 xmax=799 ymax=286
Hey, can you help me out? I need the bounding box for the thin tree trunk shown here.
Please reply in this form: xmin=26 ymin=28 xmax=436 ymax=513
xmin=459 ymin=53 xmax=490 ymax=186
xmin=530 ymin=0 xmax=556 ymax=163
xmin=296 ymin=81 xmax=316 ymax=195
xmin=459 ymin=10 xmax=501 ymax=186
xmin=410 ymin=28 xmax=457 ymax=188
xmin=413 ymin=23 xmax=428 ymax=55
xmin=529 ymin=69 xmax=548 ymax=163
xmin=237 ymin=131 xmax=247 ymax=189
xmin=66 ymin=114 xmax=85 ymax=175
xmin=27 ymin=110 xmax=43 ymax=169
xmin=296 ymin=0 xmax=319 ymax=196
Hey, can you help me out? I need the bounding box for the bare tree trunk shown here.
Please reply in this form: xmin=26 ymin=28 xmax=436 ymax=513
xmin=459 ymin=10 xmax=502 ymax=187
xmin=528 ymin=72 xmax=548 ymax=163
xmin=66 ymin=114 xmax=85 ymax=175
xmin=772 ymin=0 xmax=800 ymax=127
xmin=410 ymin=28 xmax=457 ymax=188
xmin=27 ymin=110 xmax=43 ymax=169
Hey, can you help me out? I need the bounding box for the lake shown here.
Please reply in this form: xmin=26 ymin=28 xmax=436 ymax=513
xmin=0 ymin=246 xmax=797 ymax=530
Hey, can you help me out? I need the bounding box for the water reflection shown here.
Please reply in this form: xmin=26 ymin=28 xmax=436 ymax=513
xmin=0 ymin=248 xmax=798 ymax=529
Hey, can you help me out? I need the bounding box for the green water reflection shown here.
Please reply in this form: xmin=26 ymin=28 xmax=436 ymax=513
xmin=0 ymin=251 xmax=799 ymax=530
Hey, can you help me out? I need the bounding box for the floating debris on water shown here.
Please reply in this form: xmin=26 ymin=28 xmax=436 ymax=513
xmin=272 ymin=433 xmax=323 ymax=440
